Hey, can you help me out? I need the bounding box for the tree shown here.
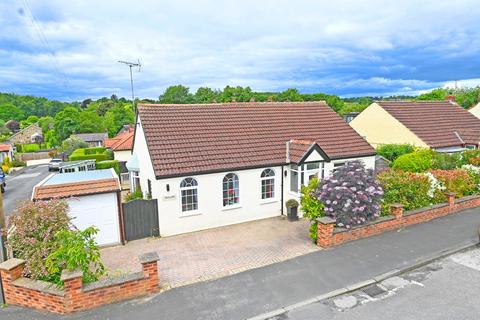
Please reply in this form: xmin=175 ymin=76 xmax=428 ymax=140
xmin=194 ymin=87 xmax=219 ymax=103
xmin=0 ymin=103 xmax=25 ymax=121
xmin=5 ymin=120 xmax=20 ymax=132
xmin=54 ymin=107 xmax=81 ymax=141
xmin=219 ymin=86 xmax=253 ymax=102
xmin=58 ymin=136 xmax=88 ymax=154
xmin=20 ymin=115 xmax=39 ymax=129
xmin=159 ymin=85 xmax=193 ymax=104
xmin=38 ymin=116 xmax=54 ymax=133
xmin=277 ymin=88 xmax=303 ymax=102
xmin=79 ymin=110 xmax=105 ymax=133
xmin=103 ymin=105 xmax=134 ymax=137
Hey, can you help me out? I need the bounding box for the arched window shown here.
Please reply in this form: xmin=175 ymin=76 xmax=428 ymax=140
xmin=223 ymin=173 xmax=239 ymax=206
xmin=180 ymin=178 xmax=198 ymax=212
xmin=261 ymin=169 xmax=275 ymax=199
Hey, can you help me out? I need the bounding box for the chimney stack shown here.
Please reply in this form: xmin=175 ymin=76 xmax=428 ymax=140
xmin=445 ymin=95 xmax=455 ymax=102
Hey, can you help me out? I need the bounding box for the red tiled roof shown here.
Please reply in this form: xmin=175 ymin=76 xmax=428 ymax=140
xmin=137 ymin=102 xmax=375 ymax=178
xmin=378 ymin=101 xmax=480 ymax=148
xmin=288 ymin=140 xmax=320 ymax=163
xmin=0 ymin=144 xmax=11 ymax=152
xmin=33 ymin=178 xmax=120 ymax=200
xmin=105 ymin=128 xmax=134 ymax=151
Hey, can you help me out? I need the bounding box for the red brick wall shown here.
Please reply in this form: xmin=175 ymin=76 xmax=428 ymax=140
xmin=317 ymin=194 xmax=480 ymax=248
xmin=0 ymin=253 xmax=160 ymax=314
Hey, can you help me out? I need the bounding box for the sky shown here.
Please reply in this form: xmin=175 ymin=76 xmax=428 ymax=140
xmin=1 ymin=0 xmax=480 ymax=101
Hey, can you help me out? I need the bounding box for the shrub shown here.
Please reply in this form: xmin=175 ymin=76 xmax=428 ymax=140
xmin=392 ymin=149 xmax=433 ymax=172
xmin=468 ymin=157 xmax=480 ymax=166
xmin=7 ymin=200 xmax=71 ymax=280
xmin=11 ymin=159 xmax=26 ymax=167
xmin=96 ymin=160 xmax=119 ymax=174
xmin=45 ymin=227 xmax=105 ymax=286
xmin=378 ymin=169 xmax=444 ymax=214
xmin=430 ymin=169 xmax=475 ymax=197
xmin=59 ymin=137 xmax=88 ymax=155
xmin=318 ymin=161 xmax=383 ymax=228
xmin=300 ymin=178 xmax=324 ymax=242
xmin=285 ymin=199 xmax=299 ymax=208
xmin=462 ymin=165 xmax=480 ymax=194
xmin=376 ymin=144 xmax=415 ymax=162
xmin=69 ymin=148 xmax=108 ymax=162
xmin=125 ymin=187 xmax=143 ymax=202
xmin=460 ymin=149 xmax=480 ymax=166
xmin=431 ymin=152 xmax=461 ymax=170
xmin=84 ymin=147 xmax=106 ymax=155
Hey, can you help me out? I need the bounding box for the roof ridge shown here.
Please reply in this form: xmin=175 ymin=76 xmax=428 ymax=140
xmin=138 ymin=101 xmax=328 ymax=108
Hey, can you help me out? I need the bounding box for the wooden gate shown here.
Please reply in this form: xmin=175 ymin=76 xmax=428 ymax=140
xmin=122 ymin=199 xmax=159 ymax=241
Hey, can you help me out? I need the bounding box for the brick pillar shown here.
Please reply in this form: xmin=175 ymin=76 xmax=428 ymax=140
xmin=446 ymin=192 xmax=456 ymax=208
xmin=316 ymin=217 xmax=336 ymax=248
xmin=139 ymin=252 xmax=160 ymax=294
xmin=61 ymin=269 xmax=84 ymax=313
xmin=390 ymin=203 xmax=404 ymax=219
xmin=0 ymin=258 xmax=25 ymax=304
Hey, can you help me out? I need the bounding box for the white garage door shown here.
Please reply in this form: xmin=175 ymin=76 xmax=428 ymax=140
xmin=68 ymin=193 xmax=121 ymax=246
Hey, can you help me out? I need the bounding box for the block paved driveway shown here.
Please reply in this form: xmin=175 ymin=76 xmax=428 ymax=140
xmin=101 ymin=217 xmax=318 ymax=288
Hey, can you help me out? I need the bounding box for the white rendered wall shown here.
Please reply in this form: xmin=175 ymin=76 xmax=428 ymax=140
xmin=114 ymin=150 xmax=132 ymax=162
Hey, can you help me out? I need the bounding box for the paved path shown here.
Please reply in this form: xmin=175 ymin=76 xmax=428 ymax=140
xmin=278 ymin=247 xmax=480 ymax=320
xmin=3 ymin=165 xmax=51 ymax=216
xmin=2 ymin=206 xmax=479 ymax=320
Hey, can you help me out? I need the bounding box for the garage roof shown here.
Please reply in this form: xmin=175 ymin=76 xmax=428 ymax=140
xmin=33 ymin=169 xmax=120 ymax=200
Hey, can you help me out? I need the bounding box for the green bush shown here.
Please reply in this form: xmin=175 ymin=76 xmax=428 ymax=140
xmin=12 ymin=159 xmax=26 ymax=167
xmin=45 ymin=227 xmax=105 ymax=286
xmin=16 ymin=143 xmax=46 ymax=153
xmin=392 ymin=149 xmax=433 ymax=172
xmin=378 ymin=169 xmax=444 ymax=215
xmin=285 ymin=199 xmax=299 ymax=208
xmin=376 ymin=144 xmax=415 ymax=162
xmin=125 ymin=187 xmax=143 ymax=202
xmin=431 ymin=152 xmax=461 ymax=170
xmin=96 ymin=160 xmax=119 ymax=174
xmin=69 ymin=147 xmax=109 ymax=162
xmin=300 ymin=178 xmax=324 ymax=242
xmin=460 ymin=149 xmax=480 ymax=166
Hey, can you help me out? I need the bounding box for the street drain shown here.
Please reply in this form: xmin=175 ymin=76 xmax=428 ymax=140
xmin=362 ymin=284 xmax=387 ymax=297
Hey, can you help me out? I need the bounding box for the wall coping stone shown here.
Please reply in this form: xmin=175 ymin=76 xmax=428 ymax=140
xmin=333 ymin=215 xmax=395 ymax=234
xmin=456 ymin=195 xmax=480 ymax=203
xmin=316 ymin=216 xmax=336 ymax=225
xmin=60 ymin=269 xmax=83 ymax=281
xmin=83 ymin=272 xmax=144 ymax=292
xmin=139 ymin=251 xmax=160 ymax=264
xmin=0 ymin=258 xmax=25 ymax=271
xmin=404 ymin=202 xmax=448 ymax=216
xmin=12 ymin=277 xmax=65 ymax=297
xmin=390 ymin=203 xmax=404 ymax=209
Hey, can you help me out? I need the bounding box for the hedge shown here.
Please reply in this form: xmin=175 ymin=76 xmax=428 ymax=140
xmin=376 ymin=144 xmax=415 ymax=162
xmin=69 ymin=147 xmax=112 ymax=162
xmin=96 ymin=160 xmax=119 ymax=174
xmin=16 ymin=143 xmax=50 ymax=153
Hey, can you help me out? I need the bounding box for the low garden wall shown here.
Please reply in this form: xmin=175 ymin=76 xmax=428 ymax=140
xmin=0 ymin=252 xmax=160 ymax=314
xmin=317 ymin=193 xmax=480 ymax=248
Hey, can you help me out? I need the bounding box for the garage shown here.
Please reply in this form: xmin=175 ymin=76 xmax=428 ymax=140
xmin=32 ymin=168 xmax=123 ymax=246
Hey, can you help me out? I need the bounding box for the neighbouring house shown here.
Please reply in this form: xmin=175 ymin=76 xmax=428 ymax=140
xmin=72 ymin=133 xmax=108 ymax=147
xmin=468 ymin=102 xmax=480 ymax=119
xmin=32 ymin=169 xmax=123 ymax=246
xmin=105 ymin=127 xmax=134 ymax=187
xmin=129 ymin=101 xmax=376 ymax=236
xmin=0 ymin=143 xmax=14 ymax=163
xmin=350 ymin=100 xmax=480 ymax=152
xmin=59 ymin=159 xmax=96 ymax=173
xmin=343 ymin=112 xmax=360 ymax=123
xmin=7 ymin=122 xmax=43 ymax=145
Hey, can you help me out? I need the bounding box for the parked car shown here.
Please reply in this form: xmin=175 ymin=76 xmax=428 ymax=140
xmin=0 ymin=168 xmax=5 ymax=193
xmin=48 ymin=158 xmax=62 ymax=171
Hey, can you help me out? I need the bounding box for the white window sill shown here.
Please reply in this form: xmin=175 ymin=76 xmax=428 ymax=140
xmin=222 ymin=204 xmax=242 ymax=211
xmin=179 ymin=211 xmax=202 ymax=218
xmin=260 ymin=198 xmax=278 ymax=205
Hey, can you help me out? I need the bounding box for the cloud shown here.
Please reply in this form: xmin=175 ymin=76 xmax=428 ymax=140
xmin=0 ymin=0 xmax=480 ymax=101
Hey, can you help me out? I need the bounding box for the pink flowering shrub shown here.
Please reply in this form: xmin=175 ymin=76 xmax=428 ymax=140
xmin=7 ymin=200 xmax=71 ymax=280
xmin=318 ymin=161 xmax=383 ymax=228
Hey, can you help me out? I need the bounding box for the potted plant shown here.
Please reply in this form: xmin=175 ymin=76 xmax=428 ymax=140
xmin=285 ymin=199 xmax=299 ymax=221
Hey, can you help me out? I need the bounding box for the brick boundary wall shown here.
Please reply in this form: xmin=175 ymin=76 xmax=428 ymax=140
xmin=0 ymin=252 xmax=160 ymax=314
xmin=317 ymin=193 xmax=480 ymax=248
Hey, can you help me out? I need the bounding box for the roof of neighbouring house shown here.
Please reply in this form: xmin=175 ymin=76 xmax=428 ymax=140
xmin=376 ymin=101 xmax=480 ymax=148
xmin=105 ymin=127 xmax=134 ymax=151
xmin=72 ymin=133 xmax=108 ymax=142
xmin=0 ymin=144 xmax=11 ymax=152
xmin=137 ymin=101 xmax=375 ymax=178
xmin=33 ymin=169 xmax=120 ymax=200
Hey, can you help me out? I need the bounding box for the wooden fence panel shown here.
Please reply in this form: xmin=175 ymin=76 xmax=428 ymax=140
xmin=122 ymin=199 xmax=159 ymax=241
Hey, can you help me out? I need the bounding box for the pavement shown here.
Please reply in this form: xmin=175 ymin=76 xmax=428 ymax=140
xmin=1 ymin=205 xmax=480 ymax=320
xmin=272 ymin=247 xmax=480 ymax=320
xmin=101 ymin=217 xmax=317 ymax=288
xmin=3 ymin=164 xmax=51 ymax=216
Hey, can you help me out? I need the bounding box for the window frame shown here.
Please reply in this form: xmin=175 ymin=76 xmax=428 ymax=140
xmin=179 ymin=177 xmax=199 ymax=213
xmin=260 ymin=168 xmax=276 ymax=201
xmin=222 ymin=173 xmax=240 ymax=208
